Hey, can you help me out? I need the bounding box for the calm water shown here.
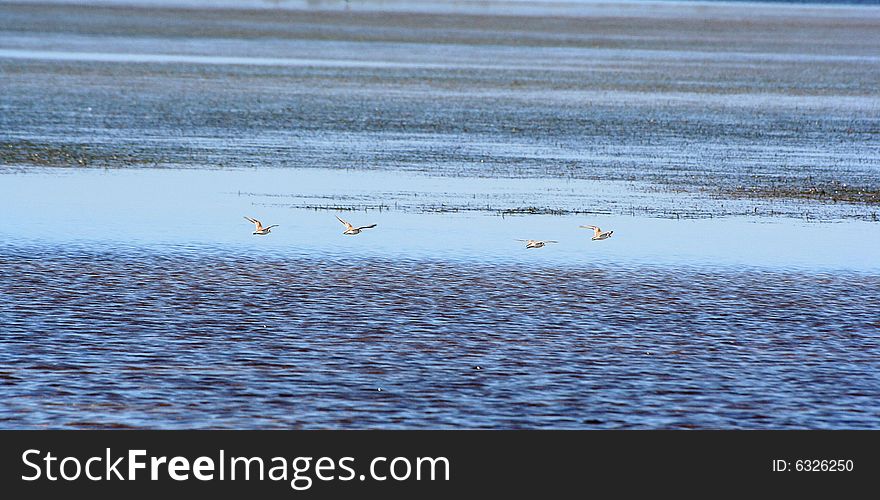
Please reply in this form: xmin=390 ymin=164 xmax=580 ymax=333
xmin=1 ymin=166 xmax=878 ymax=429
xmin=1 ymin=0 xmax=879 ymax=429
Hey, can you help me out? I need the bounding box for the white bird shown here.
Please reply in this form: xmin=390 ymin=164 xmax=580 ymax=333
xmin=517 ymin=239 xmax=557 ymax=249
xmin=244 ymin=216 xmax=278 ymax=235
xmin=336 ymin=215 xmax=377 ymax=235
xmin=580 ymin=225 xmax=613 ymax=240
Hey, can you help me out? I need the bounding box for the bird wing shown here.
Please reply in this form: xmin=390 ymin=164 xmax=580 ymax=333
xmin=581 ymin=225 xmax=601 ymax=236
xmin=336 ymin=215 xmax=353 ymax=230
xmin=265 ymin=225 xmax=279 ymax=230
xmin=545 ymin=240 xmax=558 ymax=243
xmin=245 ymin=217 xmax=263 ymax=230
xmin=355 ymin=224 xmax=377 ymax=230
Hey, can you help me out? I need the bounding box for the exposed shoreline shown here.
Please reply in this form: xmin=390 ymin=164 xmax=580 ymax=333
xmin=2 ymin=1 xmax=879 ymax=220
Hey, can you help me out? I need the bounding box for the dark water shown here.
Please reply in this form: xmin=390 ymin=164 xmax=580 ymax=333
xmin=2 ymin=1 xmax=879 ymax=429
xmin=1 ymin=244 xmax=878 ymax=429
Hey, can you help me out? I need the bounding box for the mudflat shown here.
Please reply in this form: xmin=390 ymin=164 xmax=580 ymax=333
xmin=1 ymin=1 xmax=879 ymax=429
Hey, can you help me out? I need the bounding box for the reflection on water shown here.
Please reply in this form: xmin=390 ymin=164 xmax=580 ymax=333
xmin=1 ymin=167 xmax=879 ymax=272
xmin=1 ymin=244 xmax=878 ymax=429
xmin=2 ymin=1 xmax=879 ymax=429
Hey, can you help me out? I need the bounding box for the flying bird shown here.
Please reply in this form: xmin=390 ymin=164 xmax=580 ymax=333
xmin=517 ymin=239 xmax=557 ymax=249
xmin=244 ymin=216 xmax=278 ymax=235
xmin=336 ymin=215 xmax=377 ymax=235
xmin=580 ymin=225 xmax=613 ymax=240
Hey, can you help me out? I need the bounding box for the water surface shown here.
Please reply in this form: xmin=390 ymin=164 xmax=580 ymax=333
xmin=3 ymin=245 xmax=878 ymax=429
xmin=1 ymin=0 xmax=879 ymax=429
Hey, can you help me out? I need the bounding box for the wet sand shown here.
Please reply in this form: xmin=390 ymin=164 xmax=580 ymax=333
xmin=1 ymin=1 xmax=879 ymax=429
xmin=2 ymin=1 xmax=879 ymax=218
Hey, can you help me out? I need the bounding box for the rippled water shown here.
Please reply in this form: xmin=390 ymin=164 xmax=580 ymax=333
xmin=1 ymin=0 xmax=879 ymax=429
xmin=2 ymin=244 xmax=878 ymax=429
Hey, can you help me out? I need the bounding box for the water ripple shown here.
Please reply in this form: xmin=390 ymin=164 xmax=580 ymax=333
xmin=1 ymin=244 xmax=878 ymax=429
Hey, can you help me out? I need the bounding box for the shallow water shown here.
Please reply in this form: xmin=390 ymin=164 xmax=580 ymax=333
xmin=0 ymin=167 xmax=878 ymax=271
xmin=2 ymin=245 xmax=879 ymax=429
xmin=1 ymin=0 xmax=879 ymax=429
xmin=1 ymin=165 xmax=878 ymax=429
xmin=2 ymin=1 xmax=879 ymax=222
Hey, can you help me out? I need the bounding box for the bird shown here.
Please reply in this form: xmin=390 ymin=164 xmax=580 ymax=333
xmin=244 ymin=216 xmax=278 ymax=235
xmin=580 ymin=225 xmax=613 ymax=240
xmin=517 ymin=239 xmax=557 ymax=249
xmin=336 ymin=215 xmax=376 ymax=235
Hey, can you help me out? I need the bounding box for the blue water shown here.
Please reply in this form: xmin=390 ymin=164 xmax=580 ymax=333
xmin=1 ymin=0 xmax=879 ymax=429
xmin=0 ymin=167 xmax=878 ymax=272
xmin=2 ymin=243 xmax=879 ymax=429
xmin=1 ymin=166 xmax=878 ymax=429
